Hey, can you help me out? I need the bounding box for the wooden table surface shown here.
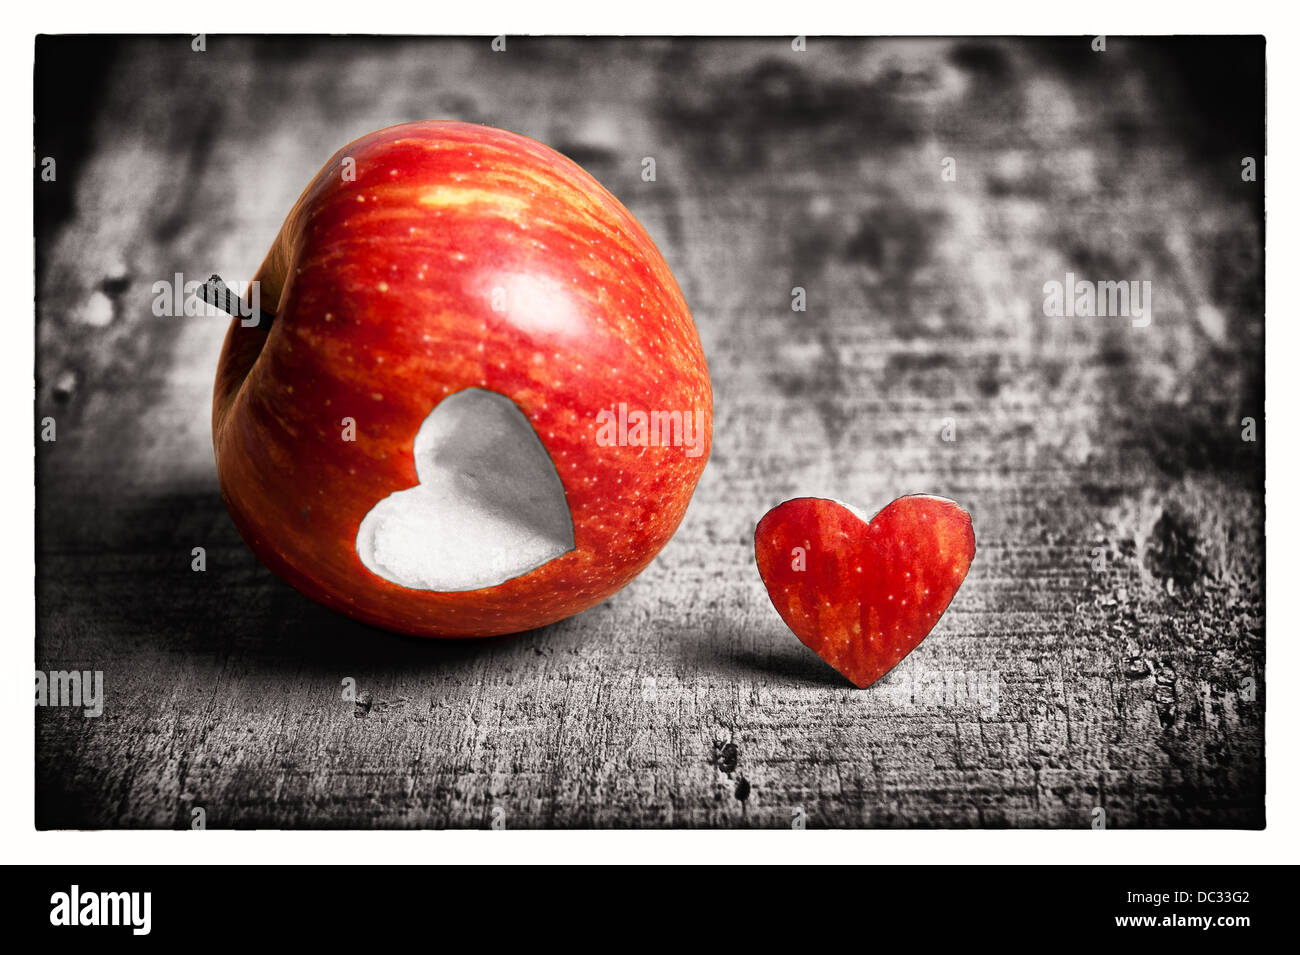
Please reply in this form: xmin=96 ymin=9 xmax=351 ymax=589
xmin=35 ymin=36 xmax=1265 ymax=828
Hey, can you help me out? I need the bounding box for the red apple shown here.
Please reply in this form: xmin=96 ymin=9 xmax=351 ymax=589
xmin=754 ymin=496 xmax=975 ymax=687
xmin=212 ymin=121 xmax=712 ymax=637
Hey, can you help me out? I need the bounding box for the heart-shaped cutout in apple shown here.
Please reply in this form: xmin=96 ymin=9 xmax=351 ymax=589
xmin=754 ymin=495 xmax=975 ymax=688
xmin=356 ymin=388 xmax=574 ymax=592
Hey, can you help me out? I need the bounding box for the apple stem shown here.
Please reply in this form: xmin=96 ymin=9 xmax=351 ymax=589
xmin=201 ymin=274 xmax=276 ymax=330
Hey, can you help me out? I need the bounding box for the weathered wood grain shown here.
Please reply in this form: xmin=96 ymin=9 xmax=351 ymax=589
xmin=35 ymin=36 xmax=1264 ymax=828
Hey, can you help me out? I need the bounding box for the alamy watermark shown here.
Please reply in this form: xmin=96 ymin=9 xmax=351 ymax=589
xmin=877 ymin=668 xmax=1001 ymax=715
xmin=49 ymin=886 xmax=150 ymax=935
xmin=1043 ymin=272 xmax=1153 ymax=328
xmin=35 ymin=669 xmax=103 ymax=717
xmin=153 ymin=272 xmax=262 ymax=326
xmin=595 ymin=403 xmax=706 ymax=457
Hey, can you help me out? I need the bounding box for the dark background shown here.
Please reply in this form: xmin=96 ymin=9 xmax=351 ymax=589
xmin=21 ymin=866 xmax=1273 ymax=934
xmin=35 ymin=36 xmax=1264 ymax=828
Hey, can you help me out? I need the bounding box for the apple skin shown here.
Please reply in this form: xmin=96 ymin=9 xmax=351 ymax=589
xmin=754 ymin=496 xmax=975 ymax=688
xmin=213 ymin=121 xmax=712 ymax=637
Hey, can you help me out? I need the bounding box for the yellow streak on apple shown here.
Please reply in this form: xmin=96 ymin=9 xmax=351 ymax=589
xmin=418 ymin=187 xmax=530 ymax=213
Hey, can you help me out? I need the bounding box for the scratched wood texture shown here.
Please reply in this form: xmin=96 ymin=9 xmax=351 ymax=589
xmin=34 ymin=36 xmax=1265 ymax=828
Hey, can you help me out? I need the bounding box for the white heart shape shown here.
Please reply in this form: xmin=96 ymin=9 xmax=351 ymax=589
xmin=355 ymin=388 xmax=575 ymax=592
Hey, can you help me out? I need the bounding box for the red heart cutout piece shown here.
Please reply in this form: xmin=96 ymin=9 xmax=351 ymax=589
xmin=754 ymin=495 xmax=976 ymax=688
